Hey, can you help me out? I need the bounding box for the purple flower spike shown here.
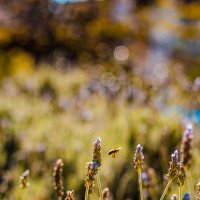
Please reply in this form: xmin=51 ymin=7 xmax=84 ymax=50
xmin=92 ymin=137 xmax=102 ymax=167
xmin=180 ymin=126 xmax=193 ymax=169
xmin=133 ymin=144 xmax=144 ymax=172
xmin=137 ymin=144 xmax=142 ymax=151
xmin=171 ymin=150 xmax=179 ymax=163
xmin=168 ymin=150 xmax=180 ymax=180
xmin=182 ymin=192 xmax=191 ymax=200
xmin=95 ymin=137 xmax=101 ymax=145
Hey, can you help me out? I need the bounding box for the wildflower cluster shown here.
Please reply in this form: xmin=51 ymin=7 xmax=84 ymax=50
xmin=160 ymin=125 xmax=195 ymax=200
xmin=43 ymin=125 xmax=196 ymax=200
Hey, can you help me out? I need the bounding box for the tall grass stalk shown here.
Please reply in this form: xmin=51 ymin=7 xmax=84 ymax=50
xmin=97 ymin=171 xmax=103 ymax=200
xmin=186 ymin=178 xmax=191 ymax=198
xmin=160 ymin=179 xmax=172 ymax=200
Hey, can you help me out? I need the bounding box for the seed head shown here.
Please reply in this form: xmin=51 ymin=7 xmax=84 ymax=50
xmin=171 ymin=194 xmax=178 ymax=200
xmin=102 ymin=187 xmax=109 ymax=200
xmin=176 ymin=163 xmax=186 ymax=186
xmin=180 ymin=126 xmax=193 ymax=169
xmin=85 ymin=161 xmax=98 ymax=194
xmin=182 ymin=192 xmax=191 ymax=200
xmin=53 ymin=159 xmax=64 ymax=198
xmin=19 ymin=170 xmax=30 ymax=189
xmin=92 ymin=137 xmax=102 ymax=168
xmin=168 ymin=150 xmax=180 ymax=180
xmin=196 ymin=182 xmax=200 ymax=200
xmin=197 ymin=182 xmax=200 ymax=191
xmin=133 ymin=144 xmax=144 ymax=172
xmin=65 ymin=190 xmax=75 ymax=200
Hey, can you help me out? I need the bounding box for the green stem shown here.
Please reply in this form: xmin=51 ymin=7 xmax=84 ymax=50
xmin=97 ymin=171 xmax=103 ymax=200
xmin=85 ymin=182 xmax=89 ymax=200
xmin=160 ymin=179 xmax=172 ymax=200
xmin=178 ymin=186 xmax=181 ymax=200
xmin=185 ymin=168 xmax=194 ymax=199
xmin=186 ymin=178 xmax=191 ymax=197
xmin=138 ymin=171 xmax=144 ymax=200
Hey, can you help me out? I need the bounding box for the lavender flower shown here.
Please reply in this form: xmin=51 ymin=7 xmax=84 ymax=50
xmin=134 ymin=144 xmax=144 ymax=200
xmin=92 ymin=137 xmax=102 ymax=168
xmin=85 ymin=161 xmax=98 ymax=194
xmin=180 ymin=126 xmax=193 ymax=169
xmin=168 ymin=150 xmax=180 ymax=180
xmin=85 ymin=137 xmax=102 ymax=197
xmin=182 ymin=192 xmax=191 ymax=200
xmin=176 ymin=163 xmax=186 ymax=186
xmin=133 ymin=144 xmax=144 ymax=172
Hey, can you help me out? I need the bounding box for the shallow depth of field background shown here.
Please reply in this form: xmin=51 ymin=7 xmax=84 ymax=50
xmin=0 ymin=0 xmax=200 ymax=199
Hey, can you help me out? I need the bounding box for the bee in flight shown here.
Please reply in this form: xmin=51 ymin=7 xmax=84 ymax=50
xmin=108 ymin=147 xmax=122 ymax=158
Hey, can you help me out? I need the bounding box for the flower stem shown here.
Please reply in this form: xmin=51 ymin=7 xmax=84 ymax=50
xmin=97 ymin=171 xmax=103 ymax=200
xmin=178 ymin=186 xmax=181 ymax=200
xmin=160 ymin=179 xmax=172 ymax=200
xmin=85 ymin=182 xmax=89 ymax=200
xmin=138 ymin=170 xmax=144 ymax=200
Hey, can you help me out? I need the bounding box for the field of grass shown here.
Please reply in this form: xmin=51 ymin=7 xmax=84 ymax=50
xmin=0 ymin=65 xmax=199 ymax=200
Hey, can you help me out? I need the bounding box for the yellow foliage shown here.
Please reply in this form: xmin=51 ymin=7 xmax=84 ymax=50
xmin=9 ymin=50 xmax=34 ymax=74
xmin=178 ymin=3 xmax=200 ymax=19
xmin=0 ymin=28 xmax=12 ymax=43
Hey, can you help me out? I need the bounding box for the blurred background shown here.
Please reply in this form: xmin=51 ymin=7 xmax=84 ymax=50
xmin=0 ymin=0 xmax=200 ymax=199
